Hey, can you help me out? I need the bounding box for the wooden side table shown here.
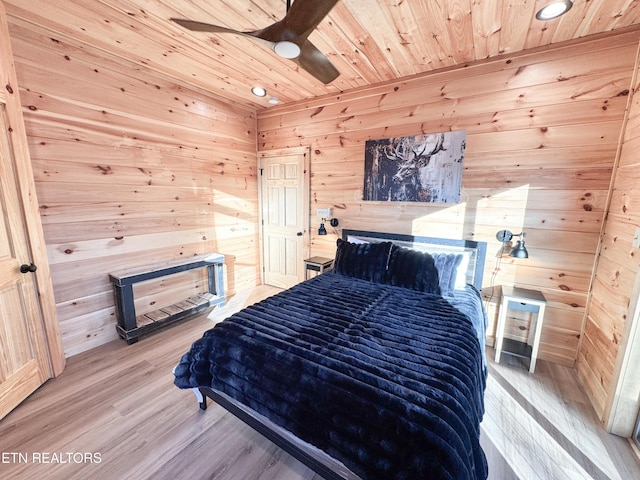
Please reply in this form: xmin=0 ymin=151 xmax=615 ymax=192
xmin=495 ymin=286 xmax=547 ymax=373
xmin=304 ymin=256 xmax=334 ymax=280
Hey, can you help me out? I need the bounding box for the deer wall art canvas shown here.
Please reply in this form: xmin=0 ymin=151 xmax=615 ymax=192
xmin=363 ymin=131 xmax=466 ymax=202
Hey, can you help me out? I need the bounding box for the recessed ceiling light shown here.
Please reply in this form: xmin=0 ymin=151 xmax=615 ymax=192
xmin=535 ymin=0 xmax=573 ymax=21
xmin=251 ymin=86 xmax=267 ymax=97
xmin=274 ymin=41 xmax=301 ymax=59
xmin=268 ymin=96 xmax=279 ymax=105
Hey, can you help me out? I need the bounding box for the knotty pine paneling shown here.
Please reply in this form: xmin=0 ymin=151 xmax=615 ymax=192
xmin=5 ymin=0 xmax=640 ymax=109
xmin=258 ymin=31 xmax=640 ymax=367
xmin=578 ymin=38 xmax=640 ymax=422
xmin=7 ymin=20 xmax=260 ymax=357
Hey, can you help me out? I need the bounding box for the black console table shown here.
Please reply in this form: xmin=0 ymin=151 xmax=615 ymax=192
xmin=109 ymin=253 xmax=226 ymax=344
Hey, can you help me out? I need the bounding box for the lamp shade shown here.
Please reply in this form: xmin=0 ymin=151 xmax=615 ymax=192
xmin=510 ymin=240 xmax=529 ymax=258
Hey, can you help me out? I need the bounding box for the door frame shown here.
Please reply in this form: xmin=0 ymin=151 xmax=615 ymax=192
xmin=257 ymin=147 xmax=310 ymax=285
xmin=0 ymin=2 xmax=64 ymax=376
xmin=606 ymin=267 xmax=640 ymax=437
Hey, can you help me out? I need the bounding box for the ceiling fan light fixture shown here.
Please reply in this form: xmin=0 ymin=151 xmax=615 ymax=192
xmin=171 ymin=0 xmax=340 ymax=84
xmin=274 ymin=41 xmax=301 ymax=59
xmin=535 ymin=0 xmax=573 ymax=21
xmin=251 ymin=86 xmax=267 ymax=97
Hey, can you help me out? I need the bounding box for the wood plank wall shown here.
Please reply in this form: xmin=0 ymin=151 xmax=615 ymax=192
xmin=6 ymin=18 xmax=260 ymax=357
xmin=578 ymin=42 xmax=640 ymax=421
xmin=6 ymin=6 xmax=640 ymax=429
xmin=258 ymin=31 xmax=640 ymax=368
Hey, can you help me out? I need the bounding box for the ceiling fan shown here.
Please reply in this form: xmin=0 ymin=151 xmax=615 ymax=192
xmin=171 ymin=0 xmax=340 ymax=84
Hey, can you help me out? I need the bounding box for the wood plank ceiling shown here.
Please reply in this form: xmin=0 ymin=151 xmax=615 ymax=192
xmin=5 ymin=0 xmax=640 ymax=110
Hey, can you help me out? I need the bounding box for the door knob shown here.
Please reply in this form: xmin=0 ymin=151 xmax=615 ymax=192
xmin=296 ymin=232 xmax=303 ymax=236
xmin=20 ymin=263 xmax=37 ymax=273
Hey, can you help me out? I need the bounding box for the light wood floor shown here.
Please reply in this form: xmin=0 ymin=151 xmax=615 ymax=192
xmin=1 ymin=285 xmax=639 ymax=480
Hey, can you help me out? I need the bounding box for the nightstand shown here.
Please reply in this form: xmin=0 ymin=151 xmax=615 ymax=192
xmin=495 ymin=286 xmax=547 ymax=373
xmin=304 ymin=256 xmax=334 ymax=280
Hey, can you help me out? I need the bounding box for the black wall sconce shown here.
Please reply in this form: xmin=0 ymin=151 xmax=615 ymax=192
xmin=318 ymin=220 xmax=327 ymax=235
xmin=317 ymin=208 xmax=338 ymax=235
xmin=318 ymin=217 xmax=339 ymax=235
xmin=496 ymin=229 xmax=529 ymax=258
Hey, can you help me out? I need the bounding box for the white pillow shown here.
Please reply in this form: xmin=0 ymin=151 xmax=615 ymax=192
xmin=346 ymin=235 xmax=370 ymax=244
xmin=454 ymin=251 xmax=472 ymax=290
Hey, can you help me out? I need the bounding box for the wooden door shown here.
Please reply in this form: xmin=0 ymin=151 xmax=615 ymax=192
xmin=259 ymin=149 xmax=309 ymax=289
xmin=0 ymin=104 xmax=50 ymax=419
xmin=0 ymin=2 xmax=64 ymax=420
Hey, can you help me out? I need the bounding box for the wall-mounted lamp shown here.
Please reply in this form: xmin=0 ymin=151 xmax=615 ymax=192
xmin=496 ymin=229 xmax=529 ymax=258
xmin=317 ymin=208 xmax=338 ymax=235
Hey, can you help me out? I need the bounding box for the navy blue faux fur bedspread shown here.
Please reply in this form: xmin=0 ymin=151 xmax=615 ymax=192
xmin=174 ymin=273 xmax=487 ymax=480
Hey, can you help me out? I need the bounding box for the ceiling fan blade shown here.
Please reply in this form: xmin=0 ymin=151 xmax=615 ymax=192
xmin=285 ymin=0 xmax=340 ymax=39
xmin=252 ymin=0 xmax=339 ymax=43
xmin=171 ymin=18 xmax=244 ymax=35
xmin=171 ymin=18 xmax=274 ymax=48
xmin=294 ymin=40 xmax=340 ymax=84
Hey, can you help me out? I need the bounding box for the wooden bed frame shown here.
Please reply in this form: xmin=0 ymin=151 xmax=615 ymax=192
xmin=190 ymin=229 xmax=488 ymax=480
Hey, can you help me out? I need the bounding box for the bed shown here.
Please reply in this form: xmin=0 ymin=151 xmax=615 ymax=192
xmin=173 ymin=230 xmax=489 ymax=480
